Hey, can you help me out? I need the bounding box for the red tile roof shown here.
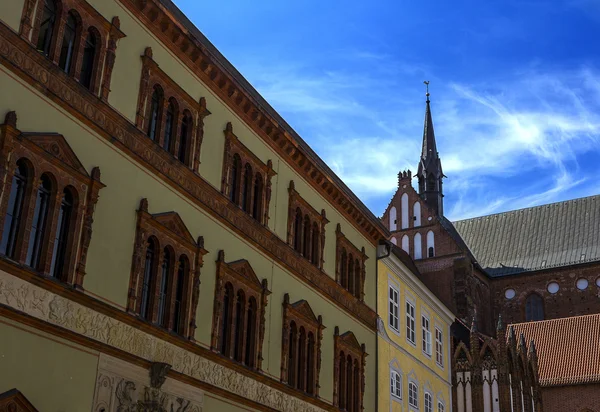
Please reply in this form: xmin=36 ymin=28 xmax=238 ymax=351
xmin=511 ymin=314 xmax=600 ymax=387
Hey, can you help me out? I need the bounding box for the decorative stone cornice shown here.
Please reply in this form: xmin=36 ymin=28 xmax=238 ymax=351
xmin=118 ymin=0 xmax=388 ymax=245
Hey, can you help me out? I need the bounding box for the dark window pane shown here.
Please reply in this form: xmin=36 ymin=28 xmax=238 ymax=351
xmin=58 ymin=13 xmax=77 ymax=73
xmin=220 ymin=284 xmax=232 ymax=355
xmin=163 ymin=103 xmax=174 ymax=152
xmin=173 ymin=256 xmax=187 ymax=334
xmin=49 ymin=189 xmax=73 ymax=279
xmin=178 ymin=115 xmax=190 ymax=163
xmin=147 ymin=88 xmax=161 ymax=140
xmin=140 ymin=238 xmax=155 ymax=320
xmin=80 ymin=31 xmax=97 ymax=90
xmin=26 ymin=175 xmax=52 ymax=269
xmin=36 ymin=0 xmax=56 ymax=57
xmin=0 ymin=162 xmax=27 ymax=258
xmin=157 ymin=248 xmax=171 ymax=326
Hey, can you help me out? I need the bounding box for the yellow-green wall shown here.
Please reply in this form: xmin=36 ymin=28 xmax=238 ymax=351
xmin=377 ymin=258 xmax=453 ymax=412
xmin=0 ymin=0 xmax=380 ymax=409
xmin=0 ymin=318 xmax=99 ymax=411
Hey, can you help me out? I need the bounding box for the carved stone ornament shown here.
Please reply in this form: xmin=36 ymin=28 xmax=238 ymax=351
xmin=150 ymin=362 xmax=171 ymax=389
xmin=0 ymin=389 xmax=38 ymax=412
xmin=0 ymin=272 xmax=323 ymax=412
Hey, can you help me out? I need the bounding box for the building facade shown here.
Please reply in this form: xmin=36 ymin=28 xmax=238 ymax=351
xmin=380 ymin=89 xmax=598 ymax=410
xmin=377 ymin=242 xmax=454 ymax=412
xmin=0 ymin=1 xmax=389 ymax=411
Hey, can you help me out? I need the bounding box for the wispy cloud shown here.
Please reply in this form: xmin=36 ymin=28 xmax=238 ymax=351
xmin=236 ymin=55 xmax=600 ymax=221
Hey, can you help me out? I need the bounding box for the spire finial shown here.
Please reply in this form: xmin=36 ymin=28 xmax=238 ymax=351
xmin=424 ymin=80 xmax=430 ymax=102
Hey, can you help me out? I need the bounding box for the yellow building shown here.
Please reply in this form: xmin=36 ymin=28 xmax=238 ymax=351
xmin=377 ymin=242 xmax=454 ymax=412
xmin=0 ymin=0 xmax=389 ymax=411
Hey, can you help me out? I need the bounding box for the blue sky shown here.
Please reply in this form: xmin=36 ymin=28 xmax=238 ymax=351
xmin=174 ymin=0 xmax=600 ymax=221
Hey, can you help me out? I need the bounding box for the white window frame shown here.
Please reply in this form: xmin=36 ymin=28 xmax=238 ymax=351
xmin=435 ymin=326 xmax=444 ymax=367
xmin=422 ymin=313 xmax=432 ymax=357
xmin=389 ymin=284 xmax=400 ymax=332
xmin=437 ymin=400 xmax=445 ymax=412
xmin=408 ymin=381 xmax=419 ymax=409
xmin=406 ymin=297 xmax=416 ymax=346
xmin=424 ymin=391 xmax=433 ymax=412
xmin=390 ymin=370 xmax=402 ymax=399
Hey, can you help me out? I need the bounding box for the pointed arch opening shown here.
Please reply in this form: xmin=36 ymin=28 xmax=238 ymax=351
xmin=525 ymin=293 xmax=544 ymax=321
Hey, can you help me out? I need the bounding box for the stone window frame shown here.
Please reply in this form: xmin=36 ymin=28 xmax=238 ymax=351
xmin=135 ymin=47 xmax=211 ymax=170
xmin=436 ymin=392 xmax=446 ymax=412
xmin=126 ymin=198 xmax=207 ymax=339
xmin=421 ymin=308 xmax=432 ymax=358
xmin=286 ymin=180 xmax=328 ymax=269
xmin=407 ymin=372 xmax=419 ymax=410
xmin=335 ymin=223 xmax=368 ymax=301
xmin=210 ymin=250 xmax=270 ymax=371
xmin=424 ymin=389 xmax=433 ymax=412
xmin=405 ymin=293 xmax=417 ymax=347
xmin=20 ymin=0 xmax=125 ymax=100
xmin=388 ymin=277 xmax=400 ymax=334
xmin=221 ymin=123 xmax=276 ymax=225
xmin=435 ymin=324 xmax=444 ymax=369
xmin=280 ymin=293 xmax=325 ymax=396
xmin=333 ymin=326 xmax=367 ymax=411
xmin=0 ymin=112 xmax=104 ymax=289
xmin=389 ymin=358 xmax=403 ymax=402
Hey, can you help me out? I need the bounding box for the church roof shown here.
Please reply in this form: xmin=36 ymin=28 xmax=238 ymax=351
xmin=452 ymin=194 xmax=600 ymax=277
xmin=511 ymin=314 xmax=600 ymax=387
xmin=417 ymin=97 xmax=443 ymax=178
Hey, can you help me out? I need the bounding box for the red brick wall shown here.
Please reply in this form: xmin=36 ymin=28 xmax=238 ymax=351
xmin=542 ymin=383 xmax=600 ymax=412
xmin=491 ymin=262 xmax=600 ymax=325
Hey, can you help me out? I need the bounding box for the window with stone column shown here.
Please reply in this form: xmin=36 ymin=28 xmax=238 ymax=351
xmin=127 ymin=198 xmax=207 ymax=339
xmin=333 ymin=327 xmax=367 ymax=412
xmin=20 ymin=0 xmax=124 ymax=100
xmin=335 ymin=224 xmax=368 ymax=301
xmin=280 ymin=293 xmax=324 ymax=396
xmin=221 ymin=122 xmax=276 ymax=225
xmin=286 ymin=181 xmax=328 ymax=269
xmin=135 ymin=47 xmax=211 ymax=170
xmin=210 ymin=250 xmax=270 ymax=370
xmin=0 ymin=112 xmax=104 ymax=289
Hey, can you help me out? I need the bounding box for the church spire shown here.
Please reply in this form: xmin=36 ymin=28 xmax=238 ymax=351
xmin=417 ymin=81 xmax=444 ymax=216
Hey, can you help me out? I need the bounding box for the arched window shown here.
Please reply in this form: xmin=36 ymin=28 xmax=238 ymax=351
xmin=36 ymin=0 xmax=57 ymax=57
xmin=408 ymin=382 xmax=418 ymax=408
xmin=233 ymin=290 xmax=245 ymax=362
xmin=340 ymin=248 xmax=347 ymax=288
xmin=427 ymin=230 xmax=435 ymax=257
xmin=49 ymin=187 xmax=74 ymax=279
xmin=307 ymin=332 xmax=316 ymax=394
xmin=1 ymin=160 xmax=29 ymax=258
xmin=293 ymin=208 xmax=303 ymax=252
xmin=178 ymin=111 xmax=192 ymax=164
xmin=245 ymin=297 xmax=257 ymax=367
xmin=346 ymin=355 xmax=353 ymax=412
xmin=391 ymin=237 xmax=397 ymax=245
xmin=173 ymin=255 xmax=188 ymax=335
xmin=401 ymin=235 xmax=409 ymax=254
xmin=58 ymin=12 xmax=78 ymax=73
xmin=157 ymin=247 xmax=171 ymax=327
xmin=425 ymin=392 xmax=433 ymax=412
xmin=303 ymin=215 xmax=311 ymax=259
xmin=79 ymin=29 xmax=98 ymax=90
xmin=438 ymin=401 xmax=445 ymax=412
xmin=241 ymin=164 xmax=253 ymax=213
xmin=401 ymin=193 xmax=409 ymax=229
xmin=163 ymin=99 xmax=176 ymax=153
xmin=348 ymin=255 xmax=355 ymax=296
xmin=413 ymin=202 xmax=421 ymax=227
xmin=389 ymin=206 xmax=397 ymax=231
xmin=311 ymin=222 xmax=319 ymax=265
xmin=339 ymin=352 xmax=346 ymax=409
xmin=525 ymin=293 xmax=544 ymax=321
xmin=147 ymin=86 xmax=163 ymax=141
xmin=26 ymin=174 xmax=52 ymax=270
xmin=288 ymin=321 xmax=298 ymax=387
xmin=354 ymin=259 xmax=361 ymax=298
xmin=229 ymin=154 xmax=241 ymax=204
xmin=391 ymin=370 xmax=401 ymax=398
xmin=219 ymin=283 xmax=234 ymax=356
xmin=140 ymin=237 xmax=157 ymax=320
xmin=298 ymin=327 xmax=307 ymax=391
xmin=414 ymin=233 xmax=422 ymax=259
xmin=252 ymin=173 xmax=263 ymax=221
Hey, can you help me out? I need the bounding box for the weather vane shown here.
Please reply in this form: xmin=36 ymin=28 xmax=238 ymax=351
xmin=424 ymin=80 xmax=430 ymax=101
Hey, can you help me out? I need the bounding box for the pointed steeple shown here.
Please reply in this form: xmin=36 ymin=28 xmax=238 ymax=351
xmin=417 ymin=81 xmax=444 ymax=216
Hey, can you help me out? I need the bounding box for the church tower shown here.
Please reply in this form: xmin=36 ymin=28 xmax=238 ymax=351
xmin=417 ymin=83 xmax=444 ymax=216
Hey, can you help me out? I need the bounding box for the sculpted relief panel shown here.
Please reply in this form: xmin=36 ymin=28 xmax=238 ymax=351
xmin=0 ymin=271 xmax=323 ymax=412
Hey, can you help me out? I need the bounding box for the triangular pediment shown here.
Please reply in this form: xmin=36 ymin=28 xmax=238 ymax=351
xmin=227 ymin=259 xmax=262 ymax=287
xmin=339 ymin=330 xmax=362 ymax=351
xmin=152 ymin=212 xmax=195 ymax=245
xmin=0 ymin=389 xmax=39 ymax=412
xmin=290 ymin=300 xmax=319 ymax=324
xmin=23 ymin=133 xmax=88 ymax=176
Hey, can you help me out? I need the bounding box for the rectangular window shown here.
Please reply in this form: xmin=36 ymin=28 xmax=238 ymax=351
xmin=435 ymin=327 xmax=444 ymax=367
xmin=389 ymin=286 xmax=399 ymax=331
xmin=406 ymin=300 xmax=415 ymax=344
xmin=422 ymin=315 xmax=431 ymax=356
